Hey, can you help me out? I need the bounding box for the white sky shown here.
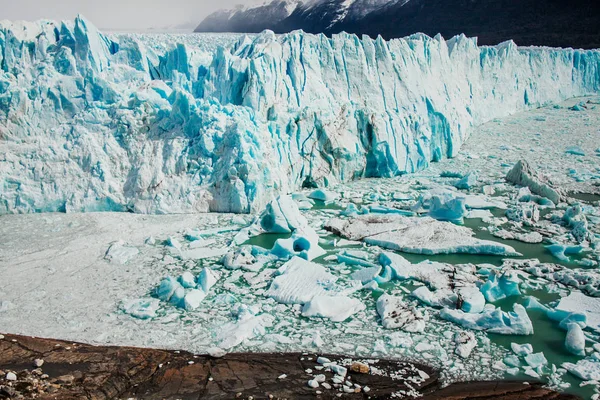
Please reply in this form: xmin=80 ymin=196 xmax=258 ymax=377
xmin=0 ymin=0 xmax=266 ymax=31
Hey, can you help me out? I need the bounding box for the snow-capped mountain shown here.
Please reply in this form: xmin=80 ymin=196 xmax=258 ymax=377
xmin=195 ymin=0 xmax=600 ymax=48
xmin=196 ymin=0 xmax=303 ymax=33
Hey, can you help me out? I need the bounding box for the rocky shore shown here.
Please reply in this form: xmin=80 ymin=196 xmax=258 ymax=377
xmin=0 ymin=333 xmax=579 ymax=399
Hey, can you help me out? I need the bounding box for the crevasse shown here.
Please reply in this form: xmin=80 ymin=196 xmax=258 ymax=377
xmin=0 ymin=16 xmax=598 ymax=214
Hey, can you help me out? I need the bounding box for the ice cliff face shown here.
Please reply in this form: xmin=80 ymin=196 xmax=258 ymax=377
xmin=1 ymin=16 xmax=599 ymax=214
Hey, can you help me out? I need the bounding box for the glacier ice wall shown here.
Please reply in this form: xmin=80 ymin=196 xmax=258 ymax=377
xmin=0 ymin=16 xmax=599 ymax=214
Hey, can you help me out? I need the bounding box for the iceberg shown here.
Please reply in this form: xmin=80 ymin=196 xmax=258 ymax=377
xmin=1 ymin=16 xmax=599 ymax=214
xmin=121 ymin=298 xmax=160 ymax=319
xmin=104 ymin=241 xmax=139 ymax=264
xmin=557 ymin=291 xmax=600 ymax=332
xmin=376 ymin=294 xmax=427 ymax=332
xmin=325 ymin=215 xmax=520 ymax=255
xmin=267 ymin=256 xmax=337 ymax=304
xmin=563 ymin=359 xmax=600 ymax=381
xmin=301 ymin=295 xmax=366 ymax=322
xmin=480 ymin=271 xmax=521 ymax=303
xmin=564 ymin=323 xmax=586 ymax=356
xmin=440 ymin=304 xmax=534 ymax=335
xmin=505 ymin=160 xmax=563 ymax=205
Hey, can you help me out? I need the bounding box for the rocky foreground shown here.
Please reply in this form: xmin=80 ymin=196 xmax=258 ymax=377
xmin=0 ymin=333 xmax=578 ymax=400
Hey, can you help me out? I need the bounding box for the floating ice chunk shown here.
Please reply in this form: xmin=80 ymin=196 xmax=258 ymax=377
xmin=466 ymin=209 xmax=494 ymax=220
xmin=308 ymin=189 xmax=339 ymax=203
xmin=565 ymin=323 xmax=586 ymax=356
xmin=455 ymin=172 xmax=478 ymax=190
xmin=169 ymin=284 xmax=186 ymax=307
xmin=121 ymin=298 xmax=160 ymax=319
xmin=558 ymin=292 xmax=600 ymax=332
xmin=183 ymin=289 xmax=207 ymax=310
xmin=459 ymin=287 xmax=486 ymax=314
xmin=270 ymin=227 xmax=326 ymax=261
xmin=511 ymin=343 xmax=533 ymax=356
xmin=351 ymin=266 xmax=382 ymax=284
xmin=335 ymin=239 xmax=362 ymax=247
xmin=411 ymin=286 xmax=484 ymax=314
xmin=563 ymin=359 xmax=600 ymax=380
xmin=524 ymin=352 xmax=547 ymax=368
xmin=301 ymin=295 xmax=365 ymax=322
xmin=367 ymin=205 xmax=415 ymax=216
xmin=503 ymin=355 xmax=521 ymax=367
xmin=453 ymin=331 xmax=477 ymax=359
xmin=167 ymin=236 xmax=182 ymax=250
xmin=327 ymin=215 xmax=519 ymax=256
xmin=267 ymin=257 xmax=337 ymax=304
xmin=260 ymin=195 xmax=308 ymax=233
xmin=440 ymin=304 xmax=534 ymax=335
xmin=292 ymin=193 xmax=315 ymax=210
xmin=426 ymin=191 xmax=467 ymax=224
xmin=178 ymin=272 xmax=197 ymax=289
xmin=198 ymin=267 xmax=218 ymax=293
xmin=104 ymin=241 xmax=139 ymax=264
xmin=545 ymin=244 xmax=584 ymax=262
xmin=506 ymin=160 xmax=562 ymax=204
xmin=565 ymin=146 xmax=585 ymax=156
xmin=180 ymin=247 xmax=229 ymax=260
xmin=155 ymin=276 xmax=180 ymax=301
xmin=381 ymin=252 xmax=457 ymax=289
xmin=337 ymin=250 xmax=378 ymax=268
xmin=376 ymin=294 xmax=426 ymax=332
xmin=480 ymin=271 xmax=521 ymax=302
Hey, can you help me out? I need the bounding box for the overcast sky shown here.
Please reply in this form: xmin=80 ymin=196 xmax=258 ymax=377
xmin=0 ymin=0 xmax=264 ymax=31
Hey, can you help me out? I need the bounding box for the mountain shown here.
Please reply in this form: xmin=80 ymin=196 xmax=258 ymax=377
xmin=195 ymin=0 xmax=600 ymax=49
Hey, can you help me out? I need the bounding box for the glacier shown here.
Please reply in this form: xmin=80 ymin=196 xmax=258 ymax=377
xmin=1 ymin=16 xmax=600 ymax=214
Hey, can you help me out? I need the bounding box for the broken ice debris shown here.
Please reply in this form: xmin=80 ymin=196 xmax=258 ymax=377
xmin=453 ymin=331 xmax=477 ymax=359
xmin=325 ymin=215 xmax=519 ymax=256
xmin=301 ymin=295 xmax=365 ymax=322
xmin=154 ymin=268 xmax=219 ymax=310
xmin=440 ymin=304 xmax=534 ymax=335
xmin=216 ymin=305 xmax=275 ymax=349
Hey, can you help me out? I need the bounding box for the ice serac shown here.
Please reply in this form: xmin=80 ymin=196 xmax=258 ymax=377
xmin=1 ymin=16 xmax=600 ymax=214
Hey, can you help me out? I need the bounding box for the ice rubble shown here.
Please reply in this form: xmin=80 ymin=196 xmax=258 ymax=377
xmin=1 ymin=16 xmax=600 ymax=214
xmin=325 ymin=214 xmax=520 ymax=255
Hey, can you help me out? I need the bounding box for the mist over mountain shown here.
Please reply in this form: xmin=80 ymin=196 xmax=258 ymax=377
xmin=195 ymin=0 xmax=600 ymax=48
